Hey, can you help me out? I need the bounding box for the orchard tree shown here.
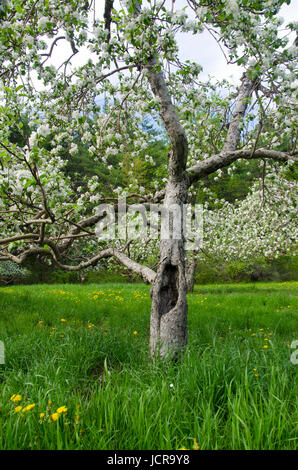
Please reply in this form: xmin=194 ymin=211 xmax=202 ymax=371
xmin=0 ymin=0 xmax=297 ymax=358
xmin=203 ymin=171 xmax=297 ymax=262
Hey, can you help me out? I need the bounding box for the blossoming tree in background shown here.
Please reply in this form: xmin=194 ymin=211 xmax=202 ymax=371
xmin=0 ymin=0 xmax=297 ymax=358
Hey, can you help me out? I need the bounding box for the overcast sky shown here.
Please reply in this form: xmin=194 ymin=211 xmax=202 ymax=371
xmin=175 ymin=0 xmax=298 ymax=84
xmin=43 ymin=0 xmax=297 ymax=87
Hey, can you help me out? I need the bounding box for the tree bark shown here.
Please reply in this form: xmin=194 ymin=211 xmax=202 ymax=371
xmin=145 ymin=60 xmax=189 ymax=359
xmin=186 ymin=257 xmax=197 ymax=293
xmin=149 ymin=181 xmax=188 ymax=359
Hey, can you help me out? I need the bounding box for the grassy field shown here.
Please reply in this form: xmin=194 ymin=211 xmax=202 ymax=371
xmin=0 ymin=281 xmax=297 ymax=450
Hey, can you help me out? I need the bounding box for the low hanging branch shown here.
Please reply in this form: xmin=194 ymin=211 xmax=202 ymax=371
xmin=0 ymin=243 xmax=156 ymax=284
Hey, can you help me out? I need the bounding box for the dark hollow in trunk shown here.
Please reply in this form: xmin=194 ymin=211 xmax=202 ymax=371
xmin=160 ymin=264 xmax=179 ymax=314
xmin=149 ymin=239 xmax=188 ymax=359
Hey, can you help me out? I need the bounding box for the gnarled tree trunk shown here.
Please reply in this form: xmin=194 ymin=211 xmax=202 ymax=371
xmin=149 ymin=181 xmax=188 ymax=358
xmin=145 ymin=57 xmax=189 ymax=359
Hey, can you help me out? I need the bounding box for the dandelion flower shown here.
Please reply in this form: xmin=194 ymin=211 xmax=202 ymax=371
xmin=14 ymin=406 xmax=22 ymax=413
xmin=133 ymin=331 xmax=138 ymax=335
xmin=193 ymin=438 xmax=200 ymax=450
xmin=56 ymin=406 xmax=67 ymax=414
xmin=51 ymin=413 xmax=60 ymax=421
xmin=60 ymin=318 xmax=67 ymax=322
xmin=22 ymin=404 xmax=35 ymax=412
xmin=40 ymin=413 xmax=45 ymax=419
xmin=263 ymin=345 xmax=269 ymax=349
xmin=10 ymin=394 xmax=22 ymax=402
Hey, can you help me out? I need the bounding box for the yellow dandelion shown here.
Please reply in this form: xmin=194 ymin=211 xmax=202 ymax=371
xmin=51 ymin=413 xmax=60 ymax=421
xmin=193 ymin=438 xmax=200 ymax=450
xmin=259 ymin=328 xmax=264 ymax=331
xmin=56 ymin=406 xmax=67 ymax=414
xmin=14 ymin=406 xmax=22 ymax=413
xmin=22 ymin=404 xmax=35 ymax=412
xmin=254 ymin=374 xmax=259 ymax=378
xmin=88 ymin=323 xmax=94 ymax=328
xmin=60 ymin=318 xmax=67 ymax=322
xmin=133 ymin=331 xmax=138 ymax=335
xmin=40 ymin=413 xmax=45 ymax=419
xmin=263 ymin=345 xmax=269 ymax=349
xmin=10 ymin=394 xmax=22 ymax=402
xmin=253 ymin=368 xmax=257 ymax=371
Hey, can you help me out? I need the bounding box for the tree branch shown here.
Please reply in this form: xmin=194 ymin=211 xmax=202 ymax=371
xmin=145 ymin=57 xmax=188 ymax=181
xmin=187 ymin=148 xmax=297 ymax=184
xmin=0 ymin=243 xmax=156 ymax=284
xmin=104 ymin=0 xmax=114 ymax=42
xmin=221 ymin=71 xmax=257 ymax=153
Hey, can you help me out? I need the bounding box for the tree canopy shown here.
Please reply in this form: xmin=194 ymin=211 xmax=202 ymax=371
xmin=0 ymin=0 xmax=297 ymax=356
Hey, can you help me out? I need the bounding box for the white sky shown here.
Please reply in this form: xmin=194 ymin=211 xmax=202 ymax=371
xmin=176 ymin=0 xmax=298 ymax=84
xmin=41 ymin=0 xmax=297 ymax=87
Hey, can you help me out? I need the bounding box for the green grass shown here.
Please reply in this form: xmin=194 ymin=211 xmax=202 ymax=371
xmin=0 ymin=281 xmax=297 ymax=450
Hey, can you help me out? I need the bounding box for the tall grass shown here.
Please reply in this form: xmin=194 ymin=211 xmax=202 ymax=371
xmin=0 ymin=281 xmax=297 ymax=450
